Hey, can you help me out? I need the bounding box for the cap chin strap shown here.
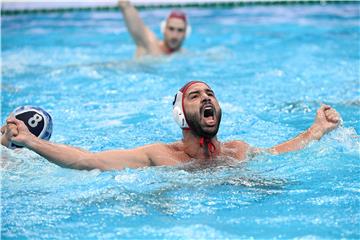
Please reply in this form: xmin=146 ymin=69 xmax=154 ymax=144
xmin=160 ymin=20 xmax=192 ymax=37
xmin=199 ymin=137 xmax=216 ymax=155
xmin=163 ymin=45 xmax=177 ymax=54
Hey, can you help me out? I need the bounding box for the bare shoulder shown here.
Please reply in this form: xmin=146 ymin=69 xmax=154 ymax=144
xmin=142 ymin=142 xmax=185 ymax=166
xmin=224 ymin=140 xmax=250 ymax=150
xmin=141 ymin=142 xmax=180 ymax=155
xmin=223 ymin=140 xmax=251 ymax=160
xmin=140 ymin=142 xmax=169 ymax=151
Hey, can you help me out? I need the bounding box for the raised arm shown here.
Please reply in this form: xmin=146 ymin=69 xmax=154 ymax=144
xmin=118 ymin=0 xmax=158 ymax=51
xmin=2 ymin=117 xmax=152 ymax=170
xmin=268 ymin=104 xmax=341 ymax=154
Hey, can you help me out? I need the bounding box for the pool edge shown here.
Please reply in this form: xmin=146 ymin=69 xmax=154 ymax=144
xmin=1 ymin=0 xmax=359 ymax=16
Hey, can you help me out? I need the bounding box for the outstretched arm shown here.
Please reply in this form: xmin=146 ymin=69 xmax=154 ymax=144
xmin=118 ymin=0 xmax=158 ymax=51
xmin=268 ymin=104 xmax=341 ymax=154
xmin=2 ymin=117 xmax=152 ymax=170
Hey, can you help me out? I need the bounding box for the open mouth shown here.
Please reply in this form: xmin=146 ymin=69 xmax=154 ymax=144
xmin=204 ymin=107 xmax=214 ymax=118
xmin=202 ymin=105 xmax=215 ymax=125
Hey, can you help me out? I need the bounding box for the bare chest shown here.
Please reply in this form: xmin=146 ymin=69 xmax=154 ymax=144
xmin=150 ymin=144 xmax=247 ymax=166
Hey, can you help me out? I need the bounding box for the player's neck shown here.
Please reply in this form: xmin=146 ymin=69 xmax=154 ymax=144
xmin=182 ymin=130 xmax=220 ymax=159
xmin=159 ymin=41 xmax=179 ymax=54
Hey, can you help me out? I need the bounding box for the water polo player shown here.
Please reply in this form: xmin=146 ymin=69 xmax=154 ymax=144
xmin=118 ymin=0 xmax=190 ymax=57
xmin=1 ymin=81 xmax=341 ymax=171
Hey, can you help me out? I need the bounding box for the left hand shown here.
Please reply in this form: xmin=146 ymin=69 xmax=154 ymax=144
xmin=310 ymin=104 xmax=341 ymax=140
xmin=1 ymin=122 xmax=19 ymax=148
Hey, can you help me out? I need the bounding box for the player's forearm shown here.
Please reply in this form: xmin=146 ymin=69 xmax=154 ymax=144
xmin=269 ymin=124 xmax=324 ymax=154
xmin=119 ymin=2 xmax=148 ymax=46
xmin=25 ymin=137 xmax=103 ymax=170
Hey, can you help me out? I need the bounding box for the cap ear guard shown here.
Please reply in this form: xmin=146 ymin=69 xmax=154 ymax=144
xmin=160 ymin=20 xmax=192 ymax=37
xmin=172 ymin=91 xmax=189 ymax=129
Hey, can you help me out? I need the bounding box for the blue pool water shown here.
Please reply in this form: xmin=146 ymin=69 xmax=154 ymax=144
xmin=1 ymin=3 xmax=360 ymax=239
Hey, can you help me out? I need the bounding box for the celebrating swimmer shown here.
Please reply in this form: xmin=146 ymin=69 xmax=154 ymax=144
xmin=118 ymin=0 xmax=189 ymax=57
xmin=1 ymin=81 xmax=342 ymax=170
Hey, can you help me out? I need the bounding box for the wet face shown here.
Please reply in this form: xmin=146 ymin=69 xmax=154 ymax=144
xmin=183 ymin=83 xmax=222 ymax=138
xmin=164 ymin=18 xmax=186 ymax=51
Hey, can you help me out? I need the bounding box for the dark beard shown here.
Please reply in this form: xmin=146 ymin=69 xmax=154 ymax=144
xmin=186 ymin=109 xmax=222 ymax=138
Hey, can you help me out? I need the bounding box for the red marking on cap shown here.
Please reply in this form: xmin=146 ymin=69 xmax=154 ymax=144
xmin=168 ymin=10 xmax=187 ymax=24
xmin=179 ymin=81 xmax=209 ymax=94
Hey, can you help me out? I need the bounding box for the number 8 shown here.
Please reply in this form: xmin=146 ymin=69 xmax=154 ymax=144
xmin=28 ymin=113 xmax=43 ymax=128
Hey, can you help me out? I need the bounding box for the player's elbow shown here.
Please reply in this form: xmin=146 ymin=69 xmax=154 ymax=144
xmin=68 ymin=153 xmax=105 ymax=171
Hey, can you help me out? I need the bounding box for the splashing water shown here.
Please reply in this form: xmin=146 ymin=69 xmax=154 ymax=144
xmin=2 ymin=4 xmax=360 ymax=239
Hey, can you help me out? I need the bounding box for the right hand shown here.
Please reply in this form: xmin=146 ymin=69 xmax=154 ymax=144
xmin=310 ymin=104 xmax=341 ymax=140
xmin=2 ymin=117 xmax=34 ymax=148
xmin=118 ymin=0 xmax=131 ymax=9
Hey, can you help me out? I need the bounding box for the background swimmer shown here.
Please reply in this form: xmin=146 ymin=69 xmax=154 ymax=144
xmin=1 ymin=81 xmax=342 ymax=171
xmin=118 ymin=0 xmax=189 ymax=57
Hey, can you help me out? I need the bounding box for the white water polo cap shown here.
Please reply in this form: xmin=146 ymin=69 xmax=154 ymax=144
xmin=10 ymin=106 xmax=53 ymax=148
xmin=172 ymin=81 xmax=210 ymax=129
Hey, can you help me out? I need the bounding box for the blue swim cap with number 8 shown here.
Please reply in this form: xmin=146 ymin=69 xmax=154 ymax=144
xmin=10 ymin=106 xmax=53 ymax=149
